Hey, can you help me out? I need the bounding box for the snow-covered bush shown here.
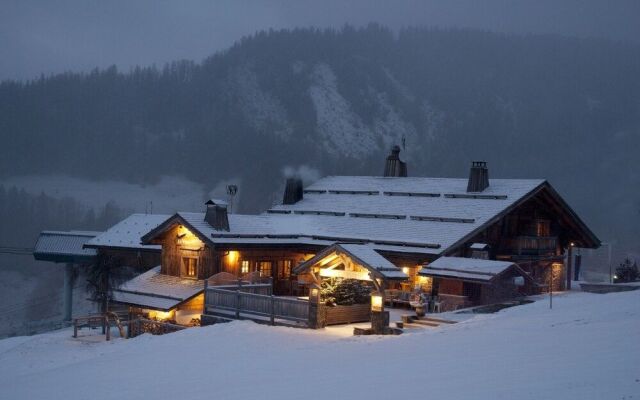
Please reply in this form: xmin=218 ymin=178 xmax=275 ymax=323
xmin=320 ymin=278 xmax=371 ymax=306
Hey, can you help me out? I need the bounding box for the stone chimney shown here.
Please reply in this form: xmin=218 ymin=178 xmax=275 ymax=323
xmin=467 ymin=161 xmax=490 ymax=192
xmin=383 ymin=145 xmax=408 ymax=177
xmin=204 ymin=199 xmax=229 ymax=231
xmin=282 ymin=177 xmax=304 ymax=205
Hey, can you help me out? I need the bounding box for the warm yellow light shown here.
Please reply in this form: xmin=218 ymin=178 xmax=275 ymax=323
xmin=176 ymin=225 xmax=204 ymax=247
xmin=402 ymin=267 xmax=410 ymax=275
xmin=227 ymin=251 xmax=239 ymax=263
xmin=371 ymin=293 xmax=383 ymax=312
xmin=148 ymin=310 xmax=173 ymax=321
xmin=240 ymin=260 xmax=249 ymax=274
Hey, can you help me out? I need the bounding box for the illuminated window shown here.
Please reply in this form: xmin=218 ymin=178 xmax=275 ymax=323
xmin=279 ymin=260 xmax=292 ymax=278
xmin=258 ymin=261 xmax=272 ymax=278
xmin=182 ymin=257 xmax=198 ymax=278
xmin=240 ymin=260 xmax=250 ymax=274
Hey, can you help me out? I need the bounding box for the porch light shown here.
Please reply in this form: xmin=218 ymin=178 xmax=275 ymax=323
xmin=371 ymin=292 xmax=384 ymax=312
xmin=309 ymin=284 xmax=321 ymax=304
xmin=228 ymin=251 xmax=239 ymax=263
xmin=402 ymin=267 xmax=410 ymax=275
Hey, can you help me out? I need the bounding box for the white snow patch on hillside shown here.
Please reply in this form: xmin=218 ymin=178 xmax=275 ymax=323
xmin=372 ymin=91 xmax=418 ymax=155
xmin=309 ymin=63 xmax=378 ymax=158
xmin=420 ymin=100 xmax=445 ymax=141
xmin=0 ymin=175 xmax=208 ymax=214
xmin=1 ymin=290 xmax=639 ymax=399
xmin=232 ymin=65 xmax=293 ymax=140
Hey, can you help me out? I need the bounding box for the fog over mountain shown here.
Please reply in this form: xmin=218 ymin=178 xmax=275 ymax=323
xmin=1 ymin=0 xmax=639 ymax=81
xmin=1 ymin=25 xmax=639 ymax=265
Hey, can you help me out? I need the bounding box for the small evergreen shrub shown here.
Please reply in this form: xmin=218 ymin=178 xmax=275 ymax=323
xmin=614 ymin=258 xmax=639 ymax=283
xmin=320 ymin=278 xmax=372 ymax=306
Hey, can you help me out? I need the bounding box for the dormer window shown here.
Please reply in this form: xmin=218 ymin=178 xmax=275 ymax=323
xmin=470 ymin=243 xmax=490 ymax=259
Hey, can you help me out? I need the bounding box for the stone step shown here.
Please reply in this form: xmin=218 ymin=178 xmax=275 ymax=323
xmin=420 ymin=317 xmax=458 ymax=324
xmin=402 ymin=322 xmax=437 ymax=329
xmin=410 ymin=319 xmax=440 ymax=327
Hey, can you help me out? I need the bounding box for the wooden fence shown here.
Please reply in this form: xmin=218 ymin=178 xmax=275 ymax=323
xmin=204 ymin=287 xmax=309 ymax=327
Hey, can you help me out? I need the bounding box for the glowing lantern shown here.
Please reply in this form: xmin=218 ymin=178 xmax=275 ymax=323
xmin=371 ymin=292 xmax=384 ymax=312
xmin=309 ymin=284 xmax=321 ymax=304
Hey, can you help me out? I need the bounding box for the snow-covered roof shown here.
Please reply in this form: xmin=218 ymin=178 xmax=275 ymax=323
xmin=419 ymin=256 xmax=517 ymax=282
xmin=338 ymin=244 xmax=408 ymax=279
xmin=33 ymin=230 xmax=100 ymax=263
xmin=294 ymin=243 xmax=408 ymax=280
xmin=85 ymin=214 xmax=170 ymax=251
xmin=159 ymin=176 xmax=543 ymax=254
xmin=111 ymin=266 xmax=204 ymax=310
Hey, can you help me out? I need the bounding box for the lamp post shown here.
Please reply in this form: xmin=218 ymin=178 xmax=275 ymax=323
xmin=308 ymin=283 xmax=325 ymax=329
xmin=370 ymin=291 xmax=389 ymax=334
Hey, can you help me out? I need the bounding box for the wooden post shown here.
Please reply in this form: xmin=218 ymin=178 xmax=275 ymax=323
xmin=73 ymin=319 xmax=78 ymax=338
xmin=105 ymin=316 xmax=110 ymax=341
xmin=203 ymin=279 xmax=209 ymax=315
xmin=566 ymin=245 xmax=573 ymax=290
xmin=270 ymin=295 xmax=275 ymax=325
xmin=236 ymin=279 xmax=242 ymax=319
xmin=63 ymin=263 xmax=74 ymax=322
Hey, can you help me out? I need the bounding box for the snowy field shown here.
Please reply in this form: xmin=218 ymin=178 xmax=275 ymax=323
xmin=0 ymin=290 xmax=638 ymax=400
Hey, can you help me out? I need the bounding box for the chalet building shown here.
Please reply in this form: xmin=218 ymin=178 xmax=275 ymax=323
xmin=91 ymin=149 xmax=599 ymax=325
xmin=32 ymin=215 xmax=167 ymax=321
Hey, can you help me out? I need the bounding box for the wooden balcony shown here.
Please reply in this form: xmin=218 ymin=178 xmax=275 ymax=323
xmin=502 ymin=236 xmax=558 ymax=256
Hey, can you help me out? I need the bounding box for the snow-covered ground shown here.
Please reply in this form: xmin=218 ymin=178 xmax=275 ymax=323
xmin=1 ymin=290 xmax=638 ymax=399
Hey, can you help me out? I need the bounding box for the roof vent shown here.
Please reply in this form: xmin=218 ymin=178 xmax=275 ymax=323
xmin=467 ymin=161 xmax=489 ymax=192
xmin=383 ymin=145 xmax=407 ymax=177
xmin=282 ymin=178 xmax=304 ymax=205
xmin=204 ymin=199 xmax=229 ymax=231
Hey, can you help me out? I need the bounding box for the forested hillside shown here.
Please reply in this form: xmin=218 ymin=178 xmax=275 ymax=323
xmin=1 ymin=25 xmax=638 ymax=256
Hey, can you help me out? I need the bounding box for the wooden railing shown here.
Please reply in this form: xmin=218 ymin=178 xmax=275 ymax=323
xmin=503 ymin=236 xmax=557 ymax=256
xmin=204 ymin=287 xmax=309 ymax=327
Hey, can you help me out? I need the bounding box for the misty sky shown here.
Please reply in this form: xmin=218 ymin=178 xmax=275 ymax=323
xmin=1 ymin=0 xmax=639 ymax=81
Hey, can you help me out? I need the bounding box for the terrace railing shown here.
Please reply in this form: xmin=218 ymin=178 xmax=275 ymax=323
xmin=204 ymin=287 xmax=309 ymax=327
xmin=503 ymin=236 xmax=558 ymax=256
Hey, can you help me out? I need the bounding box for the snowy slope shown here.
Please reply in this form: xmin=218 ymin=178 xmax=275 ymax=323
xmin=0 ymin=290 xmax=638 ymax=399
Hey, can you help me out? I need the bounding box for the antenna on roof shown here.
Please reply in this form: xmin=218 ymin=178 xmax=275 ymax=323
xmin=226 ymin=185 xmax=238 ymax=214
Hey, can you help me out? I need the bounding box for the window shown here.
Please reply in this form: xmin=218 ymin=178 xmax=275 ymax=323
xmin=182 ymin=257 xmax=198 ymax=278
xmin=471 ymin=250 xmax=489 ymax=260
xmin=536 ymin=220 xmax=550 ymax=237
xmin=240 ymin=260 xmax=250 ymax=274
xmin=279 ymin=260 xmax=292 ymax=279
xmin=258 ymin=261 xmax=272 ymax=278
